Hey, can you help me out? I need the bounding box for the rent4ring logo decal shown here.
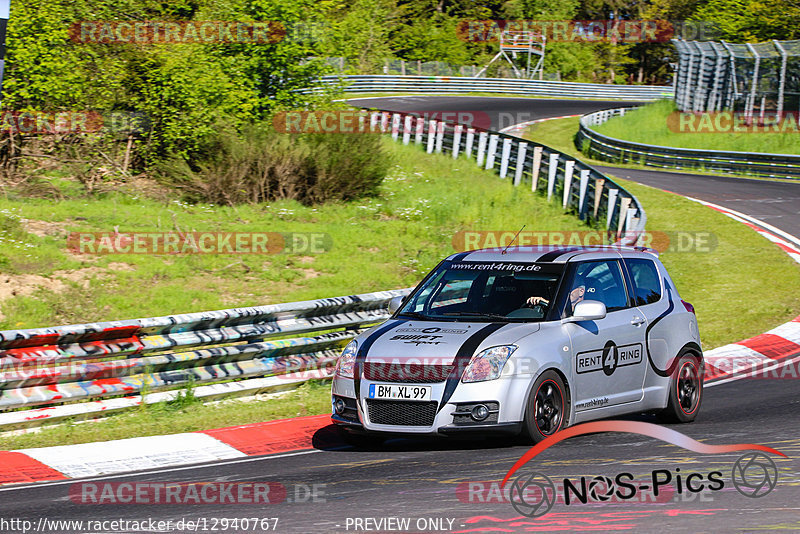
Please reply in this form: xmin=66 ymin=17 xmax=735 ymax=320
xmin=576 ymin=341 xmax=643 ymax=375
xmin=501 ymin=421 xmax=786 ymax=518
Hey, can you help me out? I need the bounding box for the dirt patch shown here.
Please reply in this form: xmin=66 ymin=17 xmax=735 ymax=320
xmin=299 ymin=268 xmax=320 ymax=279
xmin=107 ymin=262 xmax=135 ymax=272
xmin=0 ymin=275 xmax=67 ymax=321
xmin=21 ymin=219 xmax=70 ymax=238
xmin=0 ymin=262 xmax=137 ymax=319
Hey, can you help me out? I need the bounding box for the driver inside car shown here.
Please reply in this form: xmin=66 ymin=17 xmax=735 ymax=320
xmin=525 ymin=276 xmax=588 ymax=310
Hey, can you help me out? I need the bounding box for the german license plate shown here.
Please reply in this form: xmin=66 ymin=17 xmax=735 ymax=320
xmin=368 ymin=383 xmax=432 ymax=401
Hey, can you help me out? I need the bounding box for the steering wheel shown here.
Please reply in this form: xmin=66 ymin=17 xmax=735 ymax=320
xmin=523 ymin=299 xmax=548 ymax=309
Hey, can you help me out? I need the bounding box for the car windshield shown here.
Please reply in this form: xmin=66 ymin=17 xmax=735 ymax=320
xmin=397 ymin=260 xmax=566 ymax=322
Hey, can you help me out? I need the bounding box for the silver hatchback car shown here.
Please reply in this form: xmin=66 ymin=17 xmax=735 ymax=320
xmin=331 ymin=246 xmax=703 ymax=443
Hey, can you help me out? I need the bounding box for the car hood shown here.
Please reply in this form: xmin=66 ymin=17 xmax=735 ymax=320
xmin=362 ymin=319 xmax=540 ymax=364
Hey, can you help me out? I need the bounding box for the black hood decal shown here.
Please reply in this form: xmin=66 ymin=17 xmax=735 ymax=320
xmin=438 ymin=322 xmax=507 ymax=412
xmin=354 ymin=319 xmax=403 ymax=404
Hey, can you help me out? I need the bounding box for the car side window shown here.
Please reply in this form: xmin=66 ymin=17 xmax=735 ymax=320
xmin=624 ymin=258 xmax=662 ymax=305
xmin=567 ymin=260 xmax=629 ymax=315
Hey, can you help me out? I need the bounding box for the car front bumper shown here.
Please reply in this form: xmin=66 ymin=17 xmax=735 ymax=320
xmin=331 ymin=373 xmax=533 ymax=435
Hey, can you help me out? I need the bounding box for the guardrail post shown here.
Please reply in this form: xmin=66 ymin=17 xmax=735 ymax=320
xmin=594 ymin=178 xmax=605 ymax=219
xmin=435 ymin=122 xmax=445 ymax=153
xmin=415 ymin=117 xmax=424 ymax=144
xmin=578 ymin=169 xmax=590 ymax=219
xmin=617 ymin=197 xmax=632 ymax=237
xmin=402 ymin=115 xmax=412 ymax=145
xmin=513 ymin=142 xmax=528 ymax=186
xmin=499 ymin=138 xmax=512 ymax=178
xmin=427 ymin=120 xmax=437 ymax=154
xmin=452 ymin=125 xmax=463 ymax=158
xmin=465 ymin=128 xmax=475 ymax=158
xmin=606 ymin=188 xmax=619 ymax=229
xmin=562 ymin=160 xmax=575 ymax=209
xmin=546 ymin=153 xmax=559 ymax=201
xmin=485 ymin=134 xmax=499 ymax=170
xmin=391 ymin=113 xmax=401 ymax=140
xmin=625 ymin=207 xmax=638 ymax=244
xmin=476 ymin=132 xmax=488 ymax=167
xmin=531 ymin=146 xmax=543 ymax=191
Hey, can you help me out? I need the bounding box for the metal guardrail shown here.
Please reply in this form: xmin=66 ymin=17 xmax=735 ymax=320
xmin=0 ymin=290 xmax=409 ymax=428
xmin=0 ymin=109 xmax=648 ymax=430
xmin=309 ymin=75 xmax=673 ymax=101
xmin=576 ymin=108 xmax=800 ymax=179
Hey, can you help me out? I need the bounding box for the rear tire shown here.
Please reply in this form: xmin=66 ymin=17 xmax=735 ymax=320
xmin=522 ymin=370 xmax=569 ymax=444
xmin=659 ymin=353 xmax=702 ymax=423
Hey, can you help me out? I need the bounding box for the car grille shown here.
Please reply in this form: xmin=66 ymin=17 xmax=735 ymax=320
xmin=363 ymin=362 xmax=453 ymax=383
xmin=366 ymin=400 xmax=438 ymax=426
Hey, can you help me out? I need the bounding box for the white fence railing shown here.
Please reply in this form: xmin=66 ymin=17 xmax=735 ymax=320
xmin=307 ymin=75 xmax=673 ymax=101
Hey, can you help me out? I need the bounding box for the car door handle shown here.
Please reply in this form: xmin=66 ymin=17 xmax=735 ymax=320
xmin=631 ymin=316 xmax=645 ymax=326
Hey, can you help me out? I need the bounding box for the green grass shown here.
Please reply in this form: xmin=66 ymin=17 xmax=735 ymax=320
xmin=3 ymin=134 xmax=800 ymax=450
xmin=613 ymin=178 xmax=800 ymax=349
xmin=523 ymin=115 xmax=800 ymax=347
xmin=594 ymin=100 xmax=800 ymax=155
xmin=0 ymin=138 xmax=583 ymax=330
xmin=524 ymin=116 xmax=800 ymax=184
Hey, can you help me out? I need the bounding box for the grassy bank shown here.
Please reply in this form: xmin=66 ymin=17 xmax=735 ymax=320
xmin=3 ymin=135 xmax=800 ymax=450
xmin=593 ymin=100 xmax=800 ymax=155
xmin=0 ymin=138 xmax=582 ymax=330
xmin=614 ymin=178 xmax=800 ymax=348
xmin=523 ymin=116 xmax=800 ymax=348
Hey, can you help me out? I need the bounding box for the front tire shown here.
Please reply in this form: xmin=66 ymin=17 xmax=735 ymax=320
xmin=522 ymin=370 xmax=569 ymax=443
xmin=660 ymin=353 xmax=702 ymax=423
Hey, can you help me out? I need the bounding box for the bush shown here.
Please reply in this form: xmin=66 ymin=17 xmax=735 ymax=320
xmin=162 ymin=122 xmax=390 ymax=205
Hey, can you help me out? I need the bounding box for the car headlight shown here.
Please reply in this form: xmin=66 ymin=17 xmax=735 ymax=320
xmin=335 ymin=340 xmax=358 ymax=378
xmin=462 ymin=345 xmax=517 ymax=383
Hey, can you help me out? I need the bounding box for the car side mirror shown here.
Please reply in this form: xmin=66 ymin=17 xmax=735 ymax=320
xmin=388 ymin=295 xmax=405 ymax=314
xmin=563 ymin=300 xmax=607 ymax=323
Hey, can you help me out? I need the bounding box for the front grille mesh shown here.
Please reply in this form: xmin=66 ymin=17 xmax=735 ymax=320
xmin=363 ymin=362 xmax=453 ymax=383
xmin=366 ymin=399 xmax=438 ymax=426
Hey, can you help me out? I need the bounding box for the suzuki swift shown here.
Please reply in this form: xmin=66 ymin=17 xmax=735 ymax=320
xmin=331 ymin=246 xmax=703 ymax=444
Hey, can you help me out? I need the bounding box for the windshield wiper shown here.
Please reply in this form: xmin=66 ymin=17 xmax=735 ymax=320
xmin=397 ymin=311 xmax=431 ymax=320
xmin=440 ymin=311 xmax=510 ymax=321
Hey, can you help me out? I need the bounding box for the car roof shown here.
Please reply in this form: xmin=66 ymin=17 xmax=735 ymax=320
xmin=445 ymin=245 xmax=659 ymax=264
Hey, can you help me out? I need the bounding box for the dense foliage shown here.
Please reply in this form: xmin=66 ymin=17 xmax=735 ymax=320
xmin=0 ymin=0 xmax=795 ymax=204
